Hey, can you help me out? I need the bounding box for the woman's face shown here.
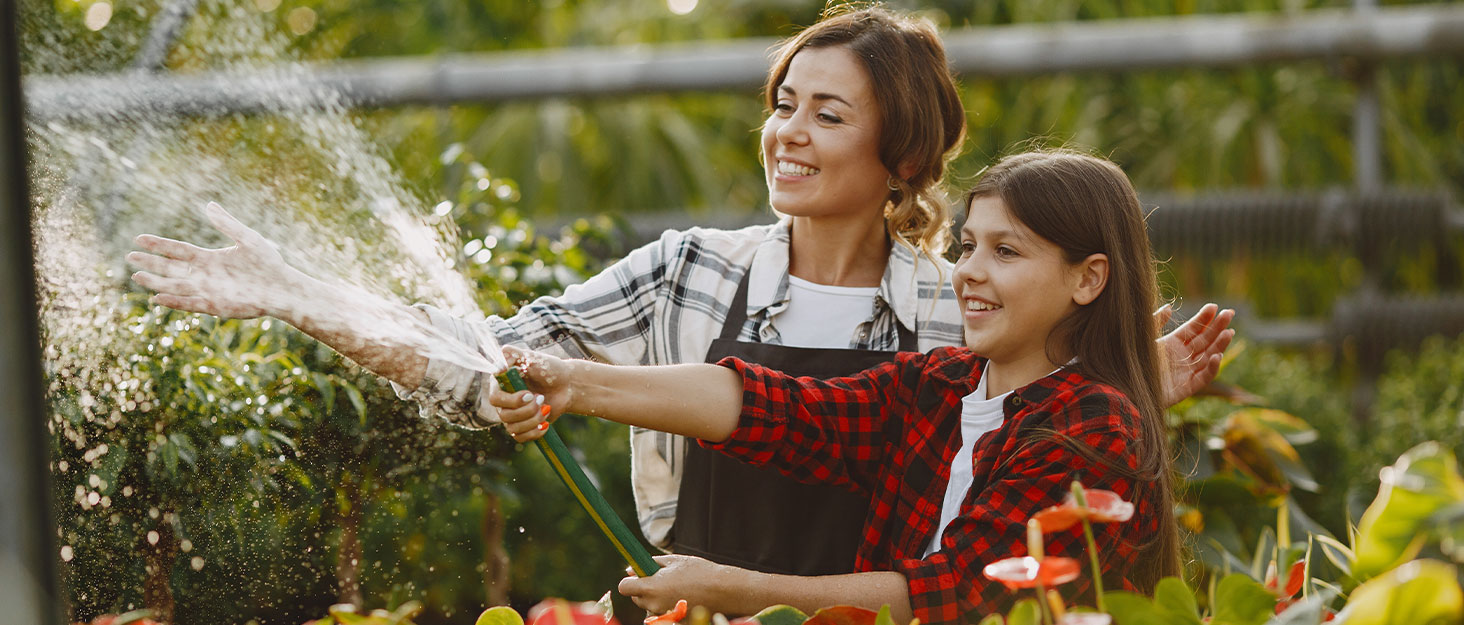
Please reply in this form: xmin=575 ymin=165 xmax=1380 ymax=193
xmin=761 ymin=45 xmax=891 ymax=220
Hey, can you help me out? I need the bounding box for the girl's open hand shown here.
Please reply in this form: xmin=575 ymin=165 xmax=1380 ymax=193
xmin=490 ymin=345 xmax=576 ymax=442
xmin=127 ymin=202 xmax=303 ymax=320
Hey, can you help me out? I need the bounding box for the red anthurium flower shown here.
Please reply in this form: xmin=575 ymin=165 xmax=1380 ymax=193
xmin=529 ymin=598 xmax=621 ymax=625
xmin=803 ymin=605 xmax=880 ymax=625
xmin=1033 ymin=488 xmax=1135 ymax=533
xmin=982 ymin=555 xmax=1081 ymax=591
xmin=643 ymin=599 xmax=688 ymax=625
xmin=1264 ymin=559 xmax=1306 ymax=599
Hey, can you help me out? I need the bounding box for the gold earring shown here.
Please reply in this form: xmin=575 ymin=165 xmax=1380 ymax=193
xmin=887 ymin=176 xmax=900 ymax=191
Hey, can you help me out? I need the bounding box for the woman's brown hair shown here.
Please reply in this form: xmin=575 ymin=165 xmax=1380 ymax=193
xmin=764 ymin=4 xmax=967 ymax=261
xmin=966 ymin=149 xmax=1181 ymax=591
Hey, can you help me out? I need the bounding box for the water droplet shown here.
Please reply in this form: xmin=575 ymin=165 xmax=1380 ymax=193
xmin=517 ymin=526 xmax=525 ymax=533
xmin=147 ymin=531 xmax=159 ymax=545
xmin=191 ymin=556 xmax=205 ymax=571
xmin=180 ymin=539 xmax=193 ymax=553
xmin=60 ymin=545 xmax=73 ymax=562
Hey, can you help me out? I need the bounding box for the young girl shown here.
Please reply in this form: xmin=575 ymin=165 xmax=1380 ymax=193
xmin=502 ymin=149 xmax=1177 ymax=622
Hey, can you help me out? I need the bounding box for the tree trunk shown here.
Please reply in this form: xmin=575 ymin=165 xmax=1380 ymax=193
xmin=141 ymin=513 xmax=177 ymax=624
xmin=481 ymin=490 xmax=510 ymax=606
xmin=336 ymin=474 xmax=364 ymax=609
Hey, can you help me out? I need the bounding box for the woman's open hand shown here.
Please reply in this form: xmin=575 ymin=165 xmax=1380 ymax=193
xmin=127 ymin=202 xmax=305 ymax=320
xmin=1156 ymin=302 xmax=1236 ymax=407
xmin=489 ymin=345 xmax=577 ymax=442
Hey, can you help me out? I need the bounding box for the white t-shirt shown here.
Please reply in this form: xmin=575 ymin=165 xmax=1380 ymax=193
xmin=776 ymin=275 xmax=880 ymax=348
xmin=924 ymin=370 xmax=1009 ymax=557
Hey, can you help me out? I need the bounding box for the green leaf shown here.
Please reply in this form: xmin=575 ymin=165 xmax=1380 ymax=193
xmin=1102 ymin=591 xmax=1168 ymax=625
xmin=1248 ymin=409 xmax=1319 ymax=446
xmin=476 ymin=606 xmax=523 ymax=625
xmin=750 ymin=605 xmax=807 ymax=625
xmin=313 ymin=372 xmax=337 ymax=413
xmin=1153 ymin=577 xmax=1202 ymax=624
xmin=1004 ymin=599 xmax=1041 ymax=625
xmin=92 ymin=444 xmax=130 ymax=495
xmin=1210 ymin=573 xmax=1275 ymax=625
xmin=344 ymin=383 xmax=368 ymax=425
xmin=1339 ymin=559 xmax=1463 ymax=625
xmin=169 ymin=432 xmax=197 ymax=466
xmin=1353 ymin=442 xmax=1464 ymax=580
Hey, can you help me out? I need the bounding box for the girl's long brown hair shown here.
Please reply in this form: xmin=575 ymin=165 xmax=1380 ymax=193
xmin=966 ymin=149 xmax=1181 ymax=591
xmin=764 ymin=4 xmax=967 ymax=262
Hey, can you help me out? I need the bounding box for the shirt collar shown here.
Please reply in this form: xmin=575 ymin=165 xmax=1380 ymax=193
xmin=878 ymin=240 xmax=931 ymax=335
xmin=926 ymin=348 xmax=1083 ymax=408
xmin=746 ymin=219 xmax=793 ymax=317
xmin=746 ymin=219 xmax=934 ymax=334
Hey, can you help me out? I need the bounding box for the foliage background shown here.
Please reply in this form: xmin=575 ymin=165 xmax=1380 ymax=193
xmin=19 ymin=0 xmax=1464 ymax=624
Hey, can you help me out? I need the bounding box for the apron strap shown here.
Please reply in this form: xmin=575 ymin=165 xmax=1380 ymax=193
xmin=718 ymin=269 xmax=753 ymax=342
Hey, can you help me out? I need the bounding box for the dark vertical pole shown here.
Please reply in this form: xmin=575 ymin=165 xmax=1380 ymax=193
xmin=0 ymin=0 xmax=62 ymax=623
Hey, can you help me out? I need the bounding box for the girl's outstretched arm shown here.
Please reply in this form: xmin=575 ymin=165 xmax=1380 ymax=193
xmin=490 ymin=346 xmax=743 ymax=443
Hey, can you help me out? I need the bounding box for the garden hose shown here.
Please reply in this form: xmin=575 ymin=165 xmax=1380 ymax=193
xmin=497 ymin=367 xmax=661 ymax=577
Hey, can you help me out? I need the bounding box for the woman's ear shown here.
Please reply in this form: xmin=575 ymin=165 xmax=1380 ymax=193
xmin=1072 ymin=253 xmax=1109 ymax=306
xmin=896 ymin=160 xmax=918 ymax=182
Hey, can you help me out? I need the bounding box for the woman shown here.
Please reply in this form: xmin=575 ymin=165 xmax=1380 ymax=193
xmin=489 ymin=149 xmax=1181 ymax=621
xmin=128 ymin=6 xmax=1232 ymax=578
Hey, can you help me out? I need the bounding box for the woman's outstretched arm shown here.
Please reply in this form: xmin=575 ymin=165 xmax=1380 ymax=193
xmin=128 ymin=201 xmax=436 ymax=387
xmin=489 ymin=346 xmax=743 ymax=443
xmin=619 ymin=555 xmax=913 ymax=622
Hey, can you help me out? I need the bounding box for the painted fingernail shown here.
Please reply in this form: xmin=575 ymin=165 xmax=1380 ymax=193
xmin=534 ymin=394 xmax=545 ymax=406
xmin=539 ymin=405 xmax=552 ymax=417
xmin=536 ymin=422 xmax=549 ymax=431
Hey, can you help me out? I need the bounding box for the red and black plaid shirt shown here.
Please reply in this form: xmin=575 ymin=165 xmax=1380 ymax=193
xmin=707 ymin=347 xmax=1164 ymax=624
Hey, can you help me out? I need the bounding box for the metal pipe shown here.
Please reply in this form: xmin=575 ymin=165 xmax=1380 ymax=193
xmin=23 ymin=4 xmax=1464 ymax=121
xmin=0 ymin=0 xmax=61 ymax=621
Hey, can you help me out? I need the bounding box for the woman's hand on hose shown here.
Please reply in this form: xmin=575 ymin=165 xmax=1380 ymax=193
xmin=490 ymin=345 xmax=577 ymax=442
xmin=127 ymin=201 xmax=307 ymax=321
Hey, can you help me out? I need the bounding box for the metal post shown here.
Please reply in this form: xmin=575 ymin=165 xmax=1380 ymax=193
xmin=1352 ymin=0 xmax=1383 ymax=192
xmin=1350 ymin=0 xmax=1383 ymax=421
xmin=0 ymin=0 xmax=62 ymax=623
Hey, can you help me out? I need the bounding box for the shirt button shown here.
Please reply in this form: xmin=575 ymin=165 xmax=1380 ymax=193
xmin=1010 ymin=396 xmax=1024 ymax=407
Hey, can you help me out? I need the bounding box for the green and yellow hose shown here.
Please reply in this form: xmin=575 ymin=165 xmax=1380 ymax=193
xmin=497 ymin=368 xmax=661 ymax=577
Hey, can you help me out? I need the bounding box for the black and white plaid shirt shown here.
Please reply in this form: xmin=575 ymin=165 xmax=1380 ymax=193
xmin=398 ymin=218 xmax=963 ymax=547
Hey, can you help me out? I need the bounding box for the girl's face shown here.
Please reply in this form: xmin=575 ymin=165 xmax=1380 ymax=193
xmin=953 ymin=195 xmax=1100 ymax=369
xmin=761 ymin=45 xmax=891 ymax=221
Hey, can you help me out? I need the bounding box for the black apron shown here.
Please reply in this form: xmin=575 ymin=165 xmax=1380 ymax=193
xmin=672 ymin=270 xmax=916 ymax=576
